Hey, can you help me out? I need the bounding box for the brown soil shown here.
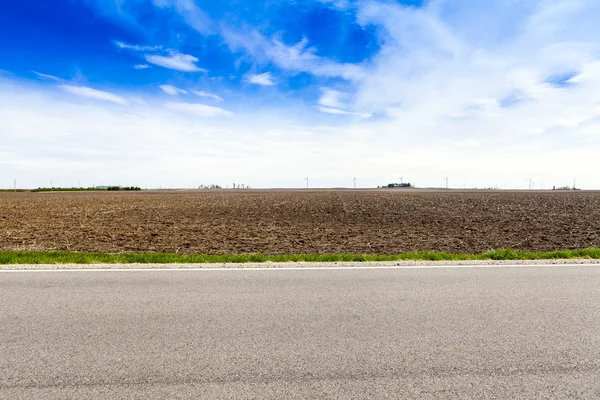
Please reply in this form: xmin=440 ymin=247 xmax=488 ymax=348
xmin=1 ymin=189 xmax=599 ymax=254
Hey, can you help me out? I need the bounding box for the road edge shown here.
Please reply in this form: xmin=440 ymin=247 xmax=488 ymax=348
xmin=2 ymin=258 xmax=600 ymax=270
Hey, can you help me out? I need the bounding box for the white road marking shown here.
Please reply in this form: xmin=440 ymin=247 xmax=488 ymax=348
xmin=0 ymin=263 xmax=598 ymax=272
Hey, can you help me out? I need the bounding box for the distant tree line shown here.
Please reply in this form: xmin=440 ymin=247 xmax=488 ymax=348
xmin=107 ymin=186 xmax=141 ymax=191
xmin=199 ymin=184 xmax=222 ymax=189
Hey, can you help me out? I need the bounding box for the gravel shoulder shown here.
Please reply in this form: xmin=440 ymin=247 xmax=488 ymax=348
xmin=2 ymin=258 xmax=600 ymax=270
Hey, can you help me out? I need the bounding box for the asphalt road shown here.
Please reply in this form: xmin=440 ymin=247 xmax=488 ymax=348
xmin=1 ymin=265 xmax=600 ymax=399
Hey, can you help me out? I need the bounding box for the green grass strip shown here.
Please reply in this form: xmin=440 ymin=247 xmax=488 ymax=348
xmin=1 ymin=248 xmax=599 ymax=264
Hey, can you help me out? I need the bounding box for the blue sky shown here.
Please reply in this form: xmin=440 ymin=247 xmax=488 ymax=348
xmin=1 ymin=0 xmax=600 ymax=188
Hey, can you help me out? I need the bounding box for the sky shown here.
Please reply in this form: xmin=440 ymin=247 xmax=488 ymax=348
xmin=1 ymin=0 xmax=599 ymax=189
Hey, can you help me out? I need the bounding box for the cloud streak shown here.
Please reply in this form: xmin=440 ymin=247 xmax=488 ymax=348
xmin=115 ymin=41 xmax=162 ymax=52
xmin=60 ymin=85 xmax=128 ymax=104
xmin=160 ymin=85 xmax=188 ymax=95
xmin=317 ymin=106 xmax=371 ymax=118
xmin=246 ymin=72 xmax=274 ymax=86
xmin=145 ymin=52 xmax=206 ymax=72
xmin=32 ymin=71 xmax=64 ymax=82
xmin=115 ymin=40 xmax=204 ymax=72
xmin=191 ymin=90 xmax=224 ymax=102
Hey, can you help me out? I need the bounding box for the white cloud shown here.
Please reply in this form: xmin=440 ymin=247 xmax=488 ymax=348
xmin=317 ymin=106 xmax=372 ymax=118
xmin=115 ymin=41 xmax=162 ymax=52
xmin=223 ymin=30 xmax=366 ymax=81
xmin=60 ymin=85 xmax=128 ymax=105
xmin=191 ymin=90 xmax=224 ymax=102
xmin=165 ymin=102 xmax=232 ymax=117
xmin=318 ymin=88 xmax=346 ymax=108
xmin=246 ymin=72 xmax=275 ymax=86
xmin=115 ymin=40 xmax=202 ymax=72
xmin=160 ymin=85 xmax=188 ymax=96
xmin=317 ymin=106 xmax=348 ymax=115
xmin=317 ymin=88 xmax=371 ymax=116
xmin=32 ymin=71 xmax=64 ymax=82
xmin=268 ymin=37 xmax=366 ymax=80
xmin=145 ymin=52 xmax=206 ymax=72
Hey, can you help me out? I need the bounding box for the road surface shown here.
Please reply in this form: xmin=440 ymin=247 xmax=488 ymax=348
xmin=1 ymin=265 xmax=600 ymax=399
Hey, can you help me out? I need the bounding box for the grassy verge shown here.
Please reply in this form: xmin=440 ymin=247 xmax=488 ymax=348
xmin=1 ymin=248 xmax=599 ymax=264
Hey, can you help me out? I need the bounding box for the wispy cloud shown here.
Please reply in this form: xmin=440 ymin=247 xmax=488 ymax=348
xmin=191 ymin=90 xmax=224 ymax=102
xmin=32 ymin=71 xmax=64 ymax=82
xmin=115 ymin=40 xmax=203 ymax=72
xmin=318 ymin=88 xmax=346 ymax=108
xmin=153 ymin=0 xmax=215 ymax=35
xmin=60 ymin=85 xmax=128 ymax=104
xmin=316 ymin=88 xmax=371 ymax=117
xmin=246 ymin=72 xmax=274 ymax=86
xmin=115 ymin=41 xmax=162 ymax=52
xmin=160 ymin=85 xmax=188 ymax=95
xmin=317 ymin=106 xmax=372 ymax=118
xmin=165 ymin=102 xmax=232 ymax=117
xmin=145 ymin=52 xmax=206 ymax=72
xmin=223 ymin=30 xmax=366 ymax=81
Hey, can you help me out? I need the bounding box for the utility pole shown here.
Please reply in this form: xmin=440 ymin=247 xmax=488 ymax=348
xmin=444 ymin=176 xmax=449 ymax=189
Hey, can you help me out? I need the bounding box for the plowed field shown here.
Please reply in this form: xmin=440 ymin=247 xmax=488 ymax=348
xmin=1 ymin=190 xmax=599 ymax=254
